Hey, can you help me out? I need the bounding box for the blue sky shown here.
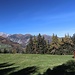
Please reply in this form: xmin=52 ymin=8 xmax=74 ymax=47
xmin=0 ymin=0 xmax=75 ymax=37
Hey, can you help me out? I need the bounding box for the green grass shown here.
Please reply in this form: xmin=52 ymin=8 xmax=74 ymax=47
xmin=0 ymin=54 xmax=74 ymax=74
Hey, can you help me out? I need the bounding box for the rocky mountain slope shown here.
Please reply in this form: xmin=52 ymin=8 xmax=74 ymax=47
xmin=7 ymin=34 xmax=32 ymax=47
xmin=0 ymin=32 xmax=52 ymax=47
xmin=0 ymin=36 xmax=23 ymax=53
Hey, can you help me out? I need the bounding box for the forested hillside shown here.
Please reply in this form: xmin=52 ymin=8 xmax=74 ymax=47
xmin=0 ymin=33 xmax=75 ymax=54
xmin=25 ymin=33 xmax=75 ymax=55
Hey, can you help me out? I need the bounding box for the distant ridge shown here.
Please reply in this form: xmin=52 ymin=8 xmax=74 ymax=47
xmin=0 ymin=32 xmax=52 ymax=47
xmin=0 ymin=32 xmax=9 ymax=38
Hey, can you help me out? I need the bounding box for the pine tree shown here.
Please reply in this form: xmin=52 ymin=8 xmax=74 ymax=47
xmin=50 ymin=34 xmax=60 ymax=54
xmin=26 ymin=36 xmax=33 ymax=53
xmin=36 ymin=34 xmax=47 ymax=54
xmin=37 ymin=33 xmax=42 ymax=53
xmin=46 ymin=40 xmax=50 ymax=54
xmin=41 ymin=36 xmax=47 ymax=54
xmin=33 ymin=35 xmax=38 ymax=53
xmin=59 ymin=34 xmax=73 ymax=55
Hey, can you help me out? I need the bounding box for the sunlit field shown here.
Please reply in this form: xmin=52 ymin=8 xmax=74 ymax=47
xmin=0 ymin=54 xmax=74 ymax=74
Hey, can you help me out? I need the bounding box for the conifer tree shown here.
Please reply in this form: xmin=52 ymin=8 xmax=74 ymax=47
xmin=26 ymin=36 xmax=33 ymax=53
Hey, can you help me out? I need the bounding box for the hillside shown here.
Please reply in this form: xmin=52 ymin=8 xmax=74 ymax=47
xmin=0 ymin=36 xmax=23 ymax=53
xmin=8 ymin=34 xmax=32 ymax=47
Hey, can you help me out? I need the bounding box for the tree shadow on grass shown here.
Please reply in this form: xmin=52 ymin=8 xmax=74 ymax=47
xmin=10 ymin=66 xmax=38 ymax=75
xmin=0 ymin=63 xmax=14 ymax=68
xmin=39 ymin=60 xmax=75 ymax=75
xmin=0 ymin=62 xmax=38 ymax=75
xmin=2 ymin=60 xmax=75 ymax=75
xmin=0 ymin=62 xmax=17 ymax=75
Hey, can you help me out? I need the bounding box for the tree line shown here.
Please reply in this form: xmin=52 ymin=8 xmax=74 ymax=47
xmin=25 ymin=33 xmax=75 ymax=55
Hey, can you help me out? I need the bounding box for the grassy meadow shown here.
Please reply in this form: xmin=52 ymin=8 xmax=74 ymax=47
xmin=0 ymin=54 xmax=74 ymax=74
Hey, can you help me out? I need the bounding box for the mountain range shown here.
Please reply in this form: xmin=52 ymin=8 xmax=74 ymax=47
xmin=0 ymin=32 xmax=52 ymax=47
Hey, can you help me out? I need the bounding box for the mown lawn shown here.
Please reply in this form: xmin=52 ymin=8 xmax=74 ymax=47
xmin=0 ymin=54 xmax=74 ymax=74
